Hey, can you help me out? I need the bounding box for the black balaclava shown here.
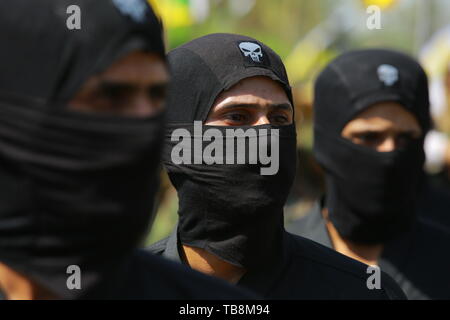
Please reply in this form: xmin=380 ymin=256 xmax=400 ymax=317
xmin=0 ymin=0 xmax=165 ymax=298
xmin=314 ymin=49 xmax=431 ymax=244
xmin=164 ymin=33 xmax=297 ymax=269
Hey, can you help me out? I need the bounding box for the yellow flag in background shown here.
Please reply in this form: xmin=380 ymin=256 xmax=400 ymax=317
xmin=148 ymin=0 xmax=162 ymax=21
xmin=149 ymin=0 xmax=193 ymax=29
xmin=362 ymin=0 xmax=398 ymax=10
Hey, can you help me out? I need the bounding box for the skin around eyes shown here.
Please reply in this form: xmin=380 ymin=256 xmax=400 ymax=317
xmin=212 ymin=105 xmax=292 ymax=126
xmin=341 ymin=102 xmax=423 ymax=152
xmin=68 ymin=51 xmax=169 ymax=117
xmin=205 ymin=76 xmax=293 ymax=126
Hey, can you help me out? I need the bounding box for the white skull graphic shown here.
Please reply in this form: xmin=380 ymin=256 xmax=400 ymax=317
xmin=112 ymin=0 xmax=148 ymax=23
xmin=239 ymin=42 xmax=263 ymax=62
xmin=377 ymin=64 xmax=399 ymax=86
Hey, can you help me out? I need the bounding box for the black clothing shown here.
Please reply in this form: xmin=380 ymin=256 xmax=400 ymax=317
xmin=0 ymin=249 xmax=256 ymax=300
xmin=313 ymin=49 xmax=431 ymax=243
xmin=164 ymin=33 xmax=296 ymax=268
xmin=165 ymin=34 xmax=293 ymax=123
xmin=0 ymin=1 xmax=251 ymax=300
xmin=148 ymin=226 xmax=407 ymax=299
xmin=0 ymin=0 xmax=166 ymax=299
xmin=164 ymin=122 xmax=297 ymax=268
xmin=417 ymin=176 xmax=450 ymax=230
xmin=0 ymin=0 xmax=165 ymax=103
xmin=160 ymin=35 xmax=406 ymax=299
xmin=287 ymin=202 xmax=450 ymax=300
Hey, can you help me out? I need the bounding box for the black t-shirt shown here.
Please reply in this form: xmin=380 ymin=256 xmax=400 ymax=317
xmin=148 ymin=226 xmax=406 ymax=299
xmin=287 ymin=201 xmax=450 ymax=300
xmin=0 ymin=249 xmax=256 ymax=300
xmin=417 ymin=176 xmax=450 ymax=230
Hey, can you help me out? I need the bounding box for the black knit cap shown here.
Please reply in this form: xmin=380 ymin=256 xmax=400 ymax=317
xmin=165 ymin=33 xmax=293 ymax=123
xmin=314 ymin=48 xmax=431 ymax=135
xmin=313 ymin=49 xmax=431 ymax=244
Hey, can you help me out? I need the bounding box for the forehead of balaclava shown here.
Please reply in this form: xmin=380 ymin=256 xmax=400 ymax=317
xmin=0 ymin=0 xmax=165 ymax=105
xmin=165 ymin=33 xmax=293 ymax=123
xmin=314 ymin=49 xmax=431 ymax=136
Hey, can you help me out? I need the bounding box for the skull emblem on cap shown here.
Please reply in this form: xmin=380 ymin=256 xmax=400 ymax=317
xmin=377 ymin=64 xmax=399 ymax=86
xmin=239 ymin=42 xmax=263 ymax=63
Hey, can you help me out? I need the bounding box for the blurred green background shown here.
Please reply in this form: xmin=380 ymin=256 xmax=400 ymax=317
xmin=144 ymin=0 xmax=450 ymax=245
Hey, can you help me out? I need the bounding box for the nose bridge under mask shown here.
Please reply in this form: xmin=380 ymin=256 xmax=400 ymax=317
xmin=164 ymin=122 xmax=296 ymax=175
xmin=163 ymin=121 xmax=297 ymax=268
xmin=314 ymin=124 xmax=425 ymax=243
xmin=315 ymin=125 xmax=423 ymax=178
xmin=0 ymin=98 xmax=165 ymax=299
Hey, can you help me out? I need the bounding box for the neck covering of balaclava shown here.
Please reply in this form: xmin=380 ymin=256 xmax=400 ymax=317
xmin=164 ymin=33 xmax=297 ymax=269
xmin=0 ymin=0 xmax=165 ymax=299
xmin=314 ymin=49 xmax=431 ymax=244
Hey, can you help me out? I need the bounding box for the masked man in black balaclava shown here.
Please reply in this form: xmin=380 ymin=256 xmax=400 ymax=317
xmin=0 ymin=0 xmax=254 ymax=300
xmin=147 ymin=33 xmax=406 ymax=299
xmin=288 ymin=49 xmax=450 ymax=299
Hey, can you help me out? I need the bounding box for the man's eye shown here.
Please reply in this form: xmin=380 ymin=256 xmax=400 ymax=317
xmin=396 ymin=133 xmax=416 ymax=147
xmin=224 ymin=113 xmax=248 ymax=123
xmin=99 ymin=84 xmax=133 ymax=102
xmin=270 ymin=114 xmax=289 ymax=125
xmin=148 ymin=84 xmax=167 ymax=101
xmin=359 ymin=132 xmax=380 ymax=142
xmin=353 ymin=132 xmax=384 ymax=147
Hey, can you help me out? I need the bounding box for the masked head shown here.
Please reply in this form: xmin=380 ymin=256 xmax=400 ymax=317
xmin=164 ymin=33 xmax=297 ymax=268
xmin=0 ymin=0 xmax=167 ymax=298
xmin=314 ymin=49 xmax=431 ymax=244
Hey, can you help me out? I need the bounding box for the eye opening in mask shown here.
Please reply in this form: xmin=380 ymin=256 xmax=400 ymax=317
xmin=340 ymin=100 xmax=423 ymax=153
xmin=65 ymin=49 xmax=169 ymax=118
xmin=204 ymin=76 xmax=294 ymax=127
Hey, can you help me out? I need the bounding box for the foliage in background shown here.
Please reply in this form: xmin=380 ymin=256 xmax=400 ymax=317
xmin=145 ymin=0 xmax=450 ymax=245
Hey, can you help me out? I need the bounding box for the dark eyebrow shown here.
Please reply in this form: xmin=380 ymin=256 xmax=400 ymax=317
xmin=98 ymin=81 xmax=136 ymax=92
xmin=398 ymin=129 xmax=422 ymax=137
xmin=147 ymin=81 xmax=170 ymax=90
xmin=215 ymin=102 xmax=293 ymax=113
xmin=352 ymin=129 xmax=421 ymax=137
xmin=270 ymin=103 xmax=293 ymax=112
xmin=97 ymin=81 xmax=170 ymax=91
